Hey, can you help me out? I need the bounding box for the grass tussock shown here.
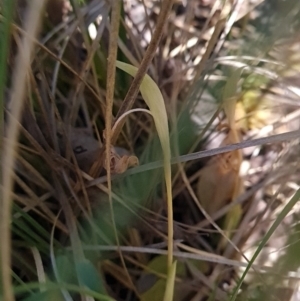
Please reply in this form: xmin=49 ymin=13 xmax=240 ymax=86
xmin=1 ymin=0 xmax=300 ymax=300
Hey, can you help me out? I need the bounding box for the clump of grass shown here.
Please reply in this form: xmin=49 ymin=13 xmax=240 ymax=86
xmin=2 ymin=0 xmax=300 ymax=301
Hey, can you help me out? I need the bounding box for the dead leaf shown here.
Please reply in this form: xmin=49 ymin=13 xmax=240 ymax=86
xmin=197 ymin=128 xmax=242 ymax=215
xmin=104 ymin=146 xmax=139 ymax=174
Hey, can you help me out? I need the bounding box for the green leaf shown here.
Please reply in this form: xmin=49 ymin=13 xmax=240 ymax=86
xmin=76 ymin=259 xmax=106 ymax=294
xmin=55 ymin=254 xmax=76 ymax=284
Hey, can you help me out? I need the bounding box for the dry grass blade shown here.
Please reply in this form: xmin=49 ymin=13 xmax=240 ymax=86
xmin=30 ymin=247 xmax=46 ymax=291
xmin=111 ymin=0 xmax=174 ymax=144
xmin=189 ymin=19 xmax=225 ymax=92
xmin=1 ymin=1 xmax=47 ymax=300
xmin=105 ymin=0 xmax=121 ymax=203
xmin=115 ymin=60 xmax=175 ymax=299
xmin=231 ymin=188 xmax=300 ymax=301
xmin=105 ymin=0 xmax=137 ymax=295
xmin=80 ymin=243 xmax=279 ymax=272
xmin=12 ymin=22 xmax=105 ymax=107
xmin=88 ymin=129 xmax=300 ymax=183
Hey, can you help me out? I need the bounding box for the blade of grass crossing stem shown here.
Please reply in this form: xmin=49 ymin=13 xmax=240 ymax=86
xmin=115 ymin=60 xmax=175 ymax=293
xmin=230 ymin=188 xmax=300 ymax=301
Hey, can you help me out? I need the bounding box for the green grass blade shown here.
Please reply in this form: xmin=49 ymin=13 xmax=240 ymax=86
xmin=230 ymin=188 xmax=300 ymax=301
